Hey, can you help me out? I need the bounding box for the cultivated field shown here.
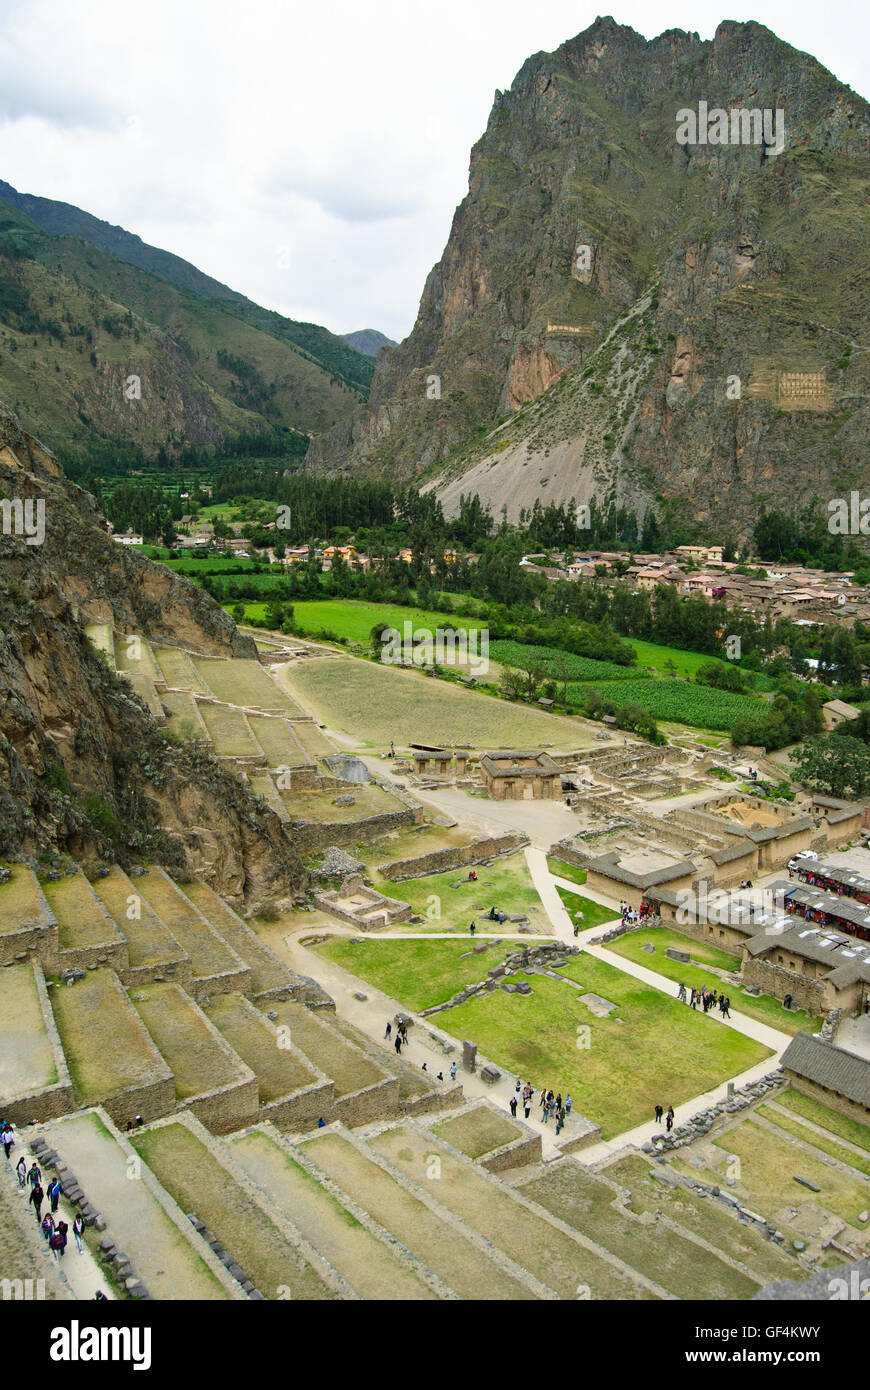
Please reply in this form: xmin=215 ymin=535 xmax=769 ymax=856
xmin=163 ymin=691 xmax=208 ymax=740
xmin=92 ymin=867 xmax=187 ymax=971
xmin=132 ymin=983 xmax=246 ymax=1100
xmin=584 ymin=678 xmax=769 ymax=735
xmin=290 ymin=599 xmax=487 ymax=646
xmin=279 ymin=656 xmax=598 ymax=750
xmin=134 ymin=872 xmax=243 ymax=980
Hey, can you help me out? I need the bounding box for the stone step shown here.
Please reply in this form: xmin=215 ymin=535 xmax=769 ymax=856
xmin=264 ymin=1000 xmax=398 ymax=1127
xmin=133 ymin=868 xmax=250 ymax=998
xmin=180 ymin=880 xmax=301 ymax=1001
xmin=49 ymin=967 xmax=175 ymax=1128
xmin=298 ymin=1125 xmax=547 ymax=1300
xmin=38 ymin=1108 xmax=242 ymax=1301
xmin=91 ymin=866 xmax=191 ymax=988
xmin=227 ymin=1124 xmax=449 ymax=1300
xmin=203 ymin=993 xmax=334 ymax=1132
xmin=129 ymin=981 xmax=258 ymax=1135
xmin=326 ymin=1013 xmax=461 ymax=1116
xmin=40 ymin=869 xmax=128 ymax=973
xmin=517 ymin=1156 xmax=764 ymax=1300
xmin=132 ymin=1113 xmax=348 ymax=1299
xmin=365 ymin=1123 xmax=658 ymax=1301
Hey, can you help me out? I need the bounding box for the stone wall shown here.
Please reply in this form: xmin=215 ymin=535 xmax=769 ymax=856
xmin=480 ymin=1131 xmax=543 ymax=1174
xmin=186 ymin=962 xmax=253 ymax=1003
xmin=102 ymin=1073 xmax=177 ymax=1131
xmin=335 ymin=1075 xmax=401 ymax=1127
xmin=287 ymin=807 xmax=416 ymax=852
xmin=741 ymin=958 xmax=827 ymax=1014
xmin=783 ymin=1073 xmax=870 ymax=1128
xmin=262 ymin=1078 xmax=336 ymax=1133
xmin=182 ymin=1074 xmax=260 ymax=1136
xmin=378 ymin=833 xmax=530 ymax=882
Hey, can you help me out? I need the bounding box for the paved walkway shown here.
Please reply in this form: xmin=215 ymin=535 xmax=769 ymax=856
xmin=1 ymin=1152 xmax=113 ymax=1300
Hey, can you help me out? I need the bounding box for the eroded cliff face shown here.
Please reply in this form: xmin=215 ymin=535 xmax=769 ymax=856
xmin=0 ymin=404 xmax=303 ymax=907
xmin=308 ymin=17 xmax=870 ymax=534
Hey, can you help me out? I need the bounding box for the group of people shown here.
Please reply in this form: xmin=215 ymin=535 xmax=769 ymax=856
xmin=653 ymin=1103 xmax=676 ymax=1132
xmin=619 ymin=900 xmax=656 ymax=928
xmin=22 ymin=1158 xmax=85 ymax=1259
xmin=384 ymin=1020 xmax=459 ymax=1085
xmin=509 ymin=1082 xmax=572 ymax=1136
xmin=676 ymin=982 xmax=730 ymax=1016
xmin=737 ymin=879 xmax=754 ymax=891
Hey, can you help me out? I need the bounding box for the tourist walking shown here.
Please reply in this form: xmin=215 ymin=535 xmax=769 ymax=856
xmin=677 ymin=982 xmax=687 ymax=1003
xmin=47 ymin=1176 xmax=61 ymax=1213
xmin=384 ymin=1020 xmax=392 ymax=1040
xmin=16 ymin=1155 xmax=27 ymax=1188
xmin=41 ymin=1213 xmax=55 ymax=1243
xmin=666 ymin=1106 xmax=674 ymax=1133
xmin=509 ymin=1095 xmax=518 ymax=1118
xmin=27 ymin=1162 xmax=41 ymax=1190
xmin=564 ymin=1094 xmax=572 ymax=1117
xmin=654 ymin=1104 xmax=663 ymax=1125
xmin=722 ymin=996 xmax=731 ymax=1018
xmin=394 ymin=1035 xmax=402 ymax=1055
xmin=1 ymin=1123 xmax=15 ymax=1161
xmin=73 ymin=1215 xmax=85 ymax=1254
xmin=450 ymin=1062 xmax=457 ymax=1081
xmin=469 ymin=921 xmax=476 ymax=937
xmin=50 ymin=1222 xmax=68 ymax=1262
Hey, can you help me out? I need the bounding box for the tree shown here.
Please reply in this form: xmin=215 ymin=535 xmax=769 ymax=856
xmin=791 ymin=735 xmax=870 ymax=798
xmin=231 ymin=604 xmax=245 ymax=624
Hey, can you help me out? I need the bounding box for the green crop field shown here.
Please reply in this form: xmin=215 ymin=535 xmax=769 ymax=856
xmin=489 ymin=640 xmax=635 ymax=682
xmin=582 ymin=678 xmax=769 ymax=733
xmin=290 ymin=599 xmax=487 ymax=645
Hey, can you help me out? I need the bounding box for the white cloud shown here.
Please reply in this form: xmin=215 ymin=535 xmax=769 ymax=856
xmin=0 ymin=0 xmax=866 ymax=341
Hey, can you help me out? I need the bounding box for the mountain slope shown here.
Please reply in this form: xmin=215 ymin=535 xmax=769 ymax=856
xmin=342 ymin=329 xmax=397 ymax=357
xmin=307 ymin=18 xmax=870 ymax=538
xmin=0 ymin=401 xmax=303 ymax=905
xmin=0 ymin=184 xmax=373 ymax=459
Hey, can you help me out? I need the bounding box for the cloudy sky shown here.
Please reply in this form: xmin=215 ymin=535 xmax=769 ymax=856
xmin=0 ymin=0 xmax=867 ymax=342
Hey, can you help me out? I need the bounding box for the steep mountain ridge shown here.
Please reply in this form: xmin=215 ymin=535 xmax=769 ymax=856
xmin=0 ymin=402 xmax=303 ymax=905
xmin=307 ymin=17 xmax=870 ymax=536
xmin=0 ymin=182 xmax=373 ymax=459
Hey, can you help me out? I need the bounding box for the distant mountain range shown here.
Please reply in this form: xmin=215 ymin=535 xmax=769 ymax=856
xmin=308 ymin=18 xmax=870 ymax=540
xmin=0 ymin=180 xmax=374 ymax=462
xmin=342 ymin=329 xmax=396 ymax=358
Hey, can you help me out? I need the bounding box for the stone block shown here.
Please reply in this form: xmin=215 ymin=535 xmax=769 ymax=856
xmin=479 ymin=1064 xmax=501 ymax=1085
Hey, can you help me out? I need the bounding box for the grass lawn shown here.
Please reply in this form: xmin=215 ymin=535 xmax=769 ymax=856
xmin=604 ymin=929 xmax=822 ymax=1036
xmin=371 ymin=856 xmax=549 ymax=933
xmin=555 ymin=885 xmax=620 ymax=931
xmin=710 ymin=1120 xmax=870 ymax=1229
xmin=546 ymin=856 xmax=587 ymax=886
xmin=768 ymin=1088 xmax=870 ymax=1155
xmin=279 ymin=656 xmax=596 ymax=751
xmin=627 ymin=640 xmax=716 ymax=678
xmin=320 ymin=941 xmax=770 ymax=1137
xmin=443 ymin=961 xmax=770 ymax=1138
xmin=317 ymin=938 xmax=515 ymax=1011
xmin=755 ymin=1105 xmax=870 ymax=1178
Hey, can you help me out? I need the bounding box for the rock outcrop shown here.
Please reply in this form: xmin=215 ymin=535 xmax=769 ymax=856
xmin=308 ymin=18 xmax=870 ymax=536
xmin=0 ymin=403 xmax=303 ymax=906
